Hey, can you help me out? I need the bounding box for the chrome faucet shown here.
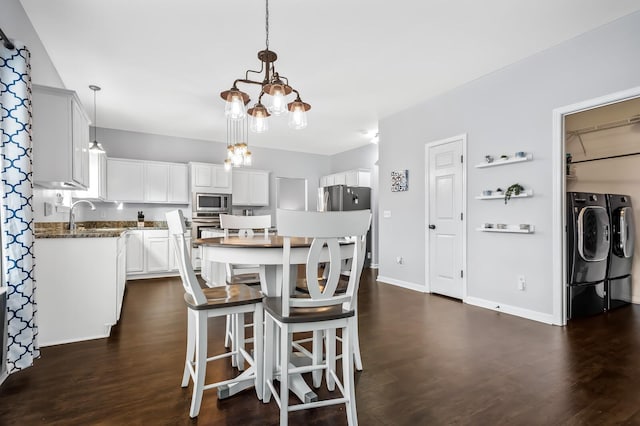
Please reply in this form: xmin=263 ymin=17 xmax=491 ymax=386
xmin=69 ymin=199 xmax=96 ymax=230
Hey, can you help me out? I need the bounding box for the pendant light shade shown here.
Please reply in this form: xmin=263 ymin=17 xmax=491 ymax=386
xmin=248 ymin=103 xmax=270 ymax=133
xmin=89 ymin=85 xmax=105 ymax=153
xmin=287 ymin=97 xmax=310 ymax=130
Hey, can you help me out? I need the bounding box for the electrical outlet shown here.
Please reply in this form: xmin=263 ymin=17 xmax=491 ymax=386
xmin=517 ymin=275 xmax=526 ymax=291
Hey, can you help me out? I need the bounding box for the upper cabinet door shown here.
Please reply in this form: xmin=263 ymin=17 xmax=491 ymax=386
xmin=168 ymin=164 xmax=189 ymax=204
xmin=107 ymin=159 xmax=144 ymax=202
xmin=232 ymin=169 xmax=269 ymax=206
xmin=189 ymin=162 xmax=232 ymax=194
xmin=32 ymin=85 xmax=90 ymax=189
xmin=144 ymin=163 xmax=169 ymax=203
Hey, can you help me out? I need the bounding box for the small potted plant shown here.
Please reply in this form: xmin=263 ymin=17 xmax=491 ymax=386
xmin=504 ymin=183 xmax=525 ymax=204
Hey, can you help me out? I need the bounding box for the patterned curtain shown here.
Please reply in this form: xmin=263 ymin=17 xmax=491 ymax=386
xmin=0 ymin=41 xmax=38 ymax=373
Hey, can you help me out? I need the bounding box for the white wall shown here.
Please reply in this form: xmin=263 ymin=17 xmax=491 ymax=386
xmin=0 ymin=0 xmax=64 ymax=87
xmin=378 ymin=11 xmax=640 ymax=322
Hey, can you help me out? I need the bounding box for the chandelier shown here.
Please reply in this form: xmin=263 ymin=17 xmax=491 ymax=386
xmin=224 ymin=117 xmax=252 ymax=171
xmin=220 ymin=0 xmax=310 ymax=133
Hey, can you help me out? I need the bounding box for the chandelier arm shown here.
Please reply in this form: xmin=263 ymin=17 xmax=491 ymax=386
xmin=235 ymin=78 xmax=266 ymax=87
xmin=244 ymin=60 xmax=265 ymax=81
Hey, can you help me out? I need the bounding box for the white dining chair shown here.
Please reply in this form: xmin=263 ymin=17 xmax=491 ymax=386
xmin=263 ymin=209 xmax=371 ymax=426
xmin=219 ymin=213 xmax=271 ymax=285
xmin=166 ymin=209 xmax=264 ymax=418
xmin=219 ymin=214 xmax=271 ymax=356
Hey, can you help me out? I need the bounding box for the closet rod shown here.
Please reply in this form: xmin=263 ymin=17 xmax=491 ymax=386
xmin=567 ymin=116 xmax=640 ymax=137
xmin=0 ymin=27 xmax=15 ymax=50
xmin=571 ymin=151 xmax=640 ymax=164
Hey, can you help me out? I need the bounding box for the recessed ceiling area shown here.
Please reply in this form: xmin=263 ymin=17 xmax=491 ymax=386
xmin=20 ymin=0 xmax=640 ymax=155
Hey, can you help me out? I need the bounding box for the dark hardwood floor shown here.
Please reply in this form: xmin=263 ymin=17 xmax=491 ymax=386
xmin=3 ymin=269 xmax=640 ymax=425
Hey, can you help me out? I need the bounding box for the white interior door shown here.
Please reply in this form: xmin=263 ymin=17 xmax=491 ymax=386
xmin=426 ymin=136 xmax=465 ymax=299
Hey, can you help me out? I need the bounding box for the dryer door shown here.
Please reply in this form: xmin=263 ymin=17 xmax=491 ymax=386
xmin=619 ymin=206 xmax=635 ymax=258
xmin=577 ymin=206 xmax=610 ymax=262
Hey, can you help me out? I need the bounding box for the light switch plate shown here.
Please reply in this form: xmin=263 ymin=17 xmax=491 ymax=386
xmin=383 ymin=210 xmax=391 ymax=218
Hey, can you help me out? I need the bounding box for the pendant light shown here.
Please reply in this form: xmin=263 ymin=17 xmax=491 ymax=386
xmin=89 ymin=85 xmax=105 ymax=153
xmin=220 ymin=0 xmax=310 ymax=132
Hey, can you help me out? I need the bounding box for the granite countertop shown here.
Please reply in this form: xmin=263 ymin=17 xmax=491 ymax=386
xmin=35 ymin=221 xmax=171 ymax=239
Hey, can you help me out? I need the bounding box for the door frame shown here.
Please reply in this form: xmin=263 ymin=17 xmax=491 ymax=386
xmin=552 ymin=85 xmax=640 ymax=325
xmin=424 ymin=134 xmax=467 ymax=298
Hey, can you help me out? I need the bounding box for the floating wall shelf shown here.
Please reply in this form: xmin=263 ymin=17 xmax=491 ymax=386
xmin=476 ymin=224 xmax=535 ymax=234
xmin=475 ymin=189 xmax=534 ymax=200
xmin=475 ymin=153 xmax=533 ymax=168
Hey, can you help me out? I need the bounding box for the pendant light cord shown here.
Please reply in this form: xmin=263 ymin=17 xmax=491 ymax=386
xmin=93 ymin=89 xmax=97 ymax=142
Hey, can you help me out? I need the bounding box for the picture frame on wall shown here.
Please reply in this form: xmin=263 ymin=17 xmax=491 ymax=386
xmin=391 ymin=170 xmax=408 ymax=192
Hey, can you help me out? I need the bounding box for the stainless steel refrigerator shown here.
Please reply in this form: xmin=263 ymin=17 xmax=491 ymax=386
xmin=320 ymin=185 xmax=372 ymax=266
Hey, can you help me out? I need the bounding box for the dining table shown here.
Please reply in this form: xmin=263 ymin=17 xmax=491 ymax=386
xmin=195 ymin=234 xmax=356 ymax=403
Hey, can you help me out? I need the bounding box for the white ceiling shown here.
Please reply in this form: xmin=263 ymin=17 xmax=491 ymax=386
xmin=20 ymin=0 xmax=640 ymax=155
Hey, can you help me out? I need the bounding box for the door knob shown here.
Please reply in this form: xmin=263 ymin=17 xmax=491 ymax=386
xmin=428 ymin=224 xmax=436 ymax=229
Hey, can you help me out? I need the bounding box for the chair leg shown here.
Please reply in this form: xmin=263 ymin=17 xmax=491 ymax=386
xmin=190 ymin=311 xmax=208 ymax=418
xmin=352 ymin=317 xmax=363 ymax=371
xmin=224 ymin=314 xmax=232 ymax=348
xmin=311 ymin=330 xmax=323 ymax=388
xmin=236 ymin=313 xmax=246 ymax=371
xmin=254 ymin=304 xmax=264 ymax=400
xmin=325 ymin=328 xmax=336 ymax=391
xmin=263 ymin=314 xmax=274 ymax=403
xmin=231 ymin=314 xmax=238 ymax=368
xmin=343 ymin=320 xmax=357 ymax=426
xmin=182 ymin=309 xmax=195 ymax=387
xmin=280 ymin=323 xmax=290 ymax=426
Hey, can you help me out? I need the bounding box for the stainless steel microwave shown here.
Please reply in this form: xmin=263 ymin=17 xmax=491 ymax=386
xmin=193 ymin=193 xmax=231 ymax=213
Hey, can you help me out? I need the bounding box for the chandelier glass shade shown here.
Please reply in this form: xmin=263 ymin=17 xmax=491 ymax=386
xmin=220 ymin=0 xmax=310 ymax=132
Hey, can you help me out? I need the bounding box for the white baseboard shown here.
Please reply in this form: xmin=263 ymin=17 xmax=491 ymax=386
xmin=376 ymin=275 xmax=427 ymax=293
xmin=465 ymin=296 xmax=559 ymax=325
xmin=39 ymin=331 xmax=111 ymax=347
xmin=631 ymin=296 xmax=640 ymax=305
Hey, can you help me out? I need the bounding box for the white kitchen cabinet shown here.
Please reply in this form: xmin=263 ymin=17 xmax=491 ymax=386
xmin=168 ymin=163 xmax=189 ymax=203
xmin=108 ymin=158 xmax=189 ymax=204
xmin=35 ymin=234 xmax=125 ymax=346
xmin=32 ymin=85 xmax=90 ymax=189
xmin=73 ymin=151 xmax=107 ymax=200
xmin=232 ymin=169 xmax=270 ymax=206
xmin=319 ymin=169 xmax=371 ymax=188
xmin=126 ymin=229 xmax=144 ymax=273
xmin=189 ymin=162 xmax=232 ymax=193
xmin=108 ymin=158 xmax=144 ymax=202
xmin=144 ymin=230 xmax=170 ymax=273
xmin=127 ymin=228 xmax=191 ymax=278
xmin=144 ymin=163 xmax=169 ymax=203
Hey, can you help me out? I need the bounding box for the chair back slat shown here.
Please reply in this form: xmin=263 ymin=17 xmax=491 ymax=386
xmin=220 ymin=214 xmax=271 ymax=238
xmin=167 ymin=209 xmax=207 ymax=306
xmin=277 ymin=209 xmax=371 ymax=317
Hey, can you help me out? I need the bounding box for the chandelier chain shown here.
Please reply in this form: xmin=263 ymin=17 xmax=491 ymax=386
xmin=265 ymin=0 xmax=269 ymax=51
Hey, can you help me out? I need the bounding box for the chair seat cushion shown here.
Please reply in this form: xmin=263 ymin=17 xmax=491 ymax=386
xmin=184 ymin=284 xmax=263 ymax=310
xmin=227 ymin=272 xmax=261 ymax=286
xmin=264 ymin=296 xmax=354 ymax=324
